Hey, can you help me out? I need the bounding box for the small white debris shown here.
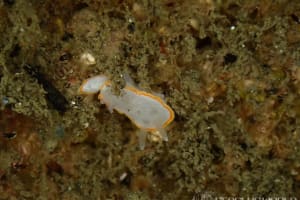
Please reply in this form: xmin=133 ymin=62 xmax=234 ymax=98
xmin=149 ymin=131 xmax=162 ymax=142
xmin=2 ymin=97 xmax=9 ymax=105
xmin=119 ymin=172 xmax=128 ymax=181
xmin=189 ymin=18 xmax=199 ymax=30
xmin=237 ymin=118 xmax=242 ymax=124
xmin=80 ymin=52 xmax=96 ymax=66
xmin=207 ymin=96 xmax=214 ymax=104
xmin=230 ymin=26 xmax=236 ymax=30
xmin=291 ymin=168 xmax=298 ymax=176
xmin=83 ymin=122 xmax=89 ymax=128
xmin=71 ymin=100 xmax=79 ymax=109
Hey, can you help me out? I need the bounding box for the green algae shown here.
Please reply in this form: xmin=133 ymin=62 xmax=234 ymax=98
xmin=0 ymin=0 xmax=300 ymax=199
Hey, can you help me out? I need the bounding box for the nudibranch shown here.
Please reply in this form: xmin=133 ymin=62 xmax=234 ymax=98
xmin=79 ymin=75 xmax=174 ymax=149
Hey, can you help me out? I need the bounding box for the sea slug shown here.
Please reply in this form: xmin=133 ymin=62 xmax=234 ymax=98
xmin=79 ymin=75 xmax=174 ymax=149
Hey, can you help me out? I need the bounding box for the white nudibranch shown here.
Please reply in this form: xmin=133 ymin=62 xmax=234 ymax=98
xmin=79 ymin=75 xmax=175 ymax=150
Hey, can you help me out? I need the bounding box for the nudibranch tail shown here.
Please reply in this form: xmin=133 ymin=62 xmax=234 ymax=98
xmin=79 ymin=75 xmax=108 ymax=94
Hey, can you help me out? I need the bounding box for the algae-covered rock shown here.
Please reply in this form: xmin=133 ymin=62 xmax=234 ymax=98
xmin=0 ymin=70 xmax=49 ymax=119
xmin=0 ymin=0 xmax=300 ymax=199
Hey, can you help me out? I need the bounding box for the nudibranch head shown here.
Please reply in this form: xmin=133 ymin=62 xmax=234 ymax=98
xmin=79 ymin=75 xmax=108 ymax=94
xmin=79 ymin=75 xmax=175 ymax=149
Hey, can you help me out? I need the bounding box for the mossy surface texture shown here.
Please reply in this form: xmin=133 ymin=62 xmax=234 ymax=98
xmin=0 ymin=0 xmax=300 ymax=199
